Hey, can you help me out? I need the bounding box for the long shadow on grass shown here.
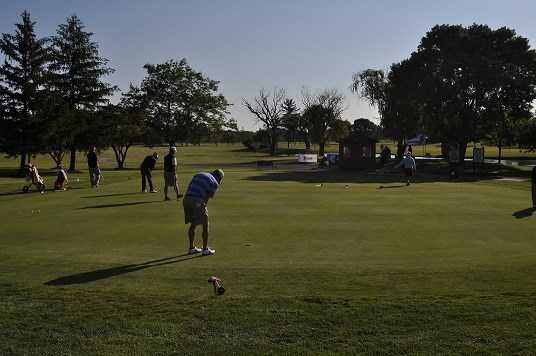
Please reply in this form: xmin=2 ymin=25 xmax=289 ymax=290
xmin=377 ymin=184 xmax=407 ymax=189
xmin=44 ymin=254 xmax=202 ymax=285
xmin=513 ymin=207 xmax=536 ymax=219
xmin=81 ymin=192 xmax=141 ymax=199
xmin=244 ymin=161 xmax=531 ymax=185
xmin=0 ymin=187 xmax=83 ymax=197
xmin=76 ymin=201 xmax=158 ymax=209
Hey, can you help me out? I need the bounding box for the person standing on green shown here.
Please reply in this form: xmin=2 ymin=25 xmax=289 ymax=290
xmin=163 ymin=146 xmax=182 ymax=201
xmin=87 ymin=146 xmax=100 ymax=188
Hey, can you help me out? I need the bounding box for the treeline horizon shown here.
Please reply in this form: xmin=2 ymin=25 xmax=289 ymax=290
xmin=2 ymin=10 xmax=536 ymax=173
xmin=0 ymin=11 xmax=238 ymax=174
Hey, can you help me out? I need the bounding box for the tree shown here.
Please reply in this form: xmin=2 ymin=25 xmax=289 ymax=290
xmin=301 ymin=89 xmax=344 ymax=155
xmin=37 ymin=92 xmax=72 ymax=167
xmin=206 ymin=116 xmax=238 ymax=145
xmin=243 ymin=88 xmax=286 ymax=155
xmin=518 ymin=116 xmax=536 ymax=152
xmin=351 ymin=69 xmax=387 ymax=115
xmin=50 ymin=15 xmax=115 ymax=172
xmin=141 ymin=59 xmax=229 ymax=146
xmin=296 ymin=112 xmax=312 ymax=150
xmin=0 ymin=11 xmax=49 ymax=173
xmin=412 ymin=24 xmax=536 ymax=162
xmin=327 ymin=119 xmax=351 ymax=142
xmin=351 ymin=118 xmax=381 ymax=139
xmin=351 ymin=65 xmax=421 ymax=158
xmin=104 ymin=86 xmax=147 ymax=169
xmin=280 ymin=98 xmax=300 ymax=148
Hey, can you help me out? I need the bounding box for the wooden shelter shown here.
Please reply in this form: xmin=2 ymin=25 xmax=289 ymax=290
xmin=338 ymin=135 xmax=378 ymax=169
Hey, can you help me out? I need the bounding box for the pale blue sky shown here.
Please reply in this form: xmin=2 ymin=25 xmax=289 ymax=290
xmin=1 ymin=0 xmax=535 ymax=130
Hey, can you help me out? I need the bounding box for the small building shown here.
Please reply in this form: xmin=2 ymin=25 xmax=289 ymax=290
xmin=338 ymin=135 xmax=378 ymax=169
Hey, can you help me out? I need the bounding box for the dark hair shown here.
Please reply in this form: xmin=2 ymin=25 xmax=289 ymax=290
xmin=211 ymin=169 xmax=224 ymax=183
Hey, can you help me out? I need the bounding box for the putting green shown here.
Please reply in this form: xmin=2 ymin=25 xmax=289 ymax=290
xmin=0 ymin=145 xmax=535 ymax=355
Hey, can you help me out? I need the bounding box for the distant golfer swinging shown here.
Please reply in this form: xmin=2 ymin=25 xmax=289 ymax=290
xmin=183 ymin=169 xmax=224 ymax=256
xmin=140 ymin=152 xmax=158 ymax=193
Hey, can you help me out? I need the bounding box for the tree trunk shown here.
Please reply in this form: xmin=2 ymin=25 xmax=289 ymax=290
xmin=304 ymin=137 xmax=311 ymax=151
xmin=48 ymin=151 xmax=64 ymax=168
xmin=498 ymin=140 xmax=502 ymax=164
xmin=458 ymin=141 xmax=468 ymax=172
xmin=121 ymin=146 xmax=130 ymax=169
xmin=270 ymin=138 xmax=277 ymax=156
xmin=112 ymin=144 xmax=129 ymax=169
xmin=441 ymin=142 xmax=449 ymax=157
xmin=270 ymin=128 xmax=278 ymax=156
xmin=318 ymin=141 xmax=326 ymax=156
xmin=17 ymin=152 xmax=27 ymax=176
xmin=68 ymin=147 xmax=77 ymax=172
xmin=396 ymin=138 xmax=405 ymax=159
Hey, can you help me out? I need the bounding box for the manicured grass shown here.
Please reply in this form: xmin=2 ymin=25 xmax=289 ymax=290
xmin=1 ymin=145 xmax=535 ymax=355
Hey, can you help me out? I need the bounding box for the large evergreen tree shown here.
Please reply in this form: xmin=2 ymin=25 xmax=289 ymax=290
xmin=0 ymin=11 xmax=49 ymax=173
xmin=50 ymin=15 xmax=115 ymax=172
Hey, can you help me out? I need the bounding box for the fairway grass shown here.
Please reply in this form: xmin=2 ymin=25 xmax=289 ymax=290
xmin=1 ymin=145 xmax=535 ymax=355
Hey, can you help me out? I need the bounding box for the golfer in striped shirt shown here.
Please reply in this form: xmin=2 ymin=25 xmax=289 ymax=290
xmin=183 ymin=169 xmax=224 ymax=256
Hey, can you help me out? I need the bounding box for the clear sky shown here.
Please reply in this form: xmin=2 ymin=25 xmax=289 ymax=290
xmin=1 ymin=0 xmax=536 ymax=130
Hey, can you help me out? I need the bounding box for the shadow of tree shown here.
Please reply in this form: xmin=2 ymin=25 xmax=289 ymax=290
xmin=76 ymin=201 xmax=159 ymax=209
xmin=243 ymin=160 xmax=531 ymax=185
xmin=0 ymin=187 xmax=83 ymax=197
xmin=44 ymin=254 xmax=203 ymax=285
xmin=81 ymin=192 xmax=141 ymax=199
xmin=377 ymin=184 xmax=408 ymax=189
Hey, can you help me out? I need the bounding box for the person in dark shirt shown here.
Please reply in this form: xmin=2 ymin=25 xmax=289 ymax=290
xmin=140 ymin=152 xmax=159 ymax=193
xmin=163 ymin=146 xmax=182 ymax=201
xmin=86 ymin=146 xmax=100 ymax=188
xmin=532 ymin=165 xmax=536 ymax=208
xmin=380 ymin=145 xmax=391 ymax=165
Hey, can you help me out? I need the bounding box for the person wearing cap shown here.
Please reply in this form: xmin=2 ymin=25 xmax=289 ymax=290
xmin=140 ymin=152 xmax=159 ymax=193
xmin=163 ymin=146 xmax=182 ymax=200
xmin=183 ymin=169 xmax=224 ymax=256
xmin=87 ymin=146 xmax=100 ymax=188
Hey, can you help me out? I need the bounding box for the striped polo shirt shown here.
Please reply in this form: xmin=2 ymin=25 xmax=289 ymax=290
xmin=186 ymin=172 xmax=219 ymax=200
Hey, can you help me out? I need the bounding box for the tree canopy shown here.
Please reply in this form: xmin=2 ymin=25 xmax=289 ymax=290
xmin=50 ymin=15 xmax=116 ymax=171
xmin=243 ymin=88 xmax=286 ymax=155
xmin=141 ymin=59 xmax=229 ymax=146
xmin=353 ymin=24 xmax=536 ymax=161
xmin=0 ymin=11 xmax=49 ymax=172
